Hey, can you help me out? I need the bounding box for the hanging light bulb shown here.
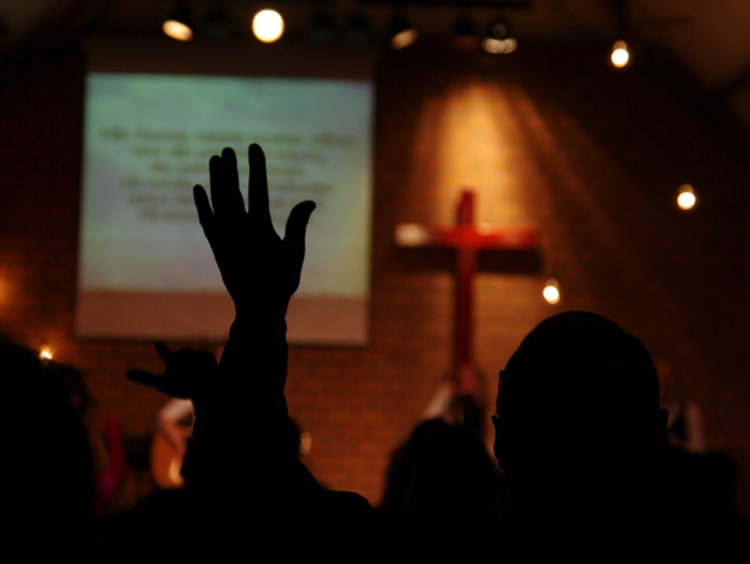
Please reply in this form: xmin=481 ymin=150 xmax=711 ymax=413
xmin=677 ymin=183 xmax=697 ymax=210
xmin=610 ymin=39 xmax=630 ymax=68
xmin=542 ymin=278 xmax=561 ymax=305
xmin=252 ymin=8 xmax=285 ymax=43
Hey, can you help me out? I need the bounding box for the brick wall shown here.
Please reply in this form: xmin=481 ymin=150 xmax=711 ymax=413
xmin=2 ymin=41 xmax=749 ymax=516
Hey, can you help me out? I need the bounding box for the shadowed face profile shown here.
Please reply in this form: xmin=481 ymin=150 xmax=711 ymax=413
xmin=492 ymin=310 xmax=668 ymax=477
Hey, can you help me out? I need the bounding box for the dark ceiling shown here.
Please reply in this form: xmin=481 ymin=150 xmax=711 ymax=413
xmin=2 ymin=0 xmax=750 ymax=133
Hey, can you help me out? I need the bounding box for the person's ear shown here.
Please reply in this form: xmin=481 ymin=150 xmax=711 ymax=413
xmin=655 ymin=408 xmax=669 ymax=442
xmin=491 ymin=414 xmax=505 ymax=465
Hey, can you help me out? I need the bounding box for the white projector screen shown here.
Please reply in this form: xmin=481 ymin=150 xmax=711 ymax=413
xmin=75 ymin=72 xmax=373 ymax=344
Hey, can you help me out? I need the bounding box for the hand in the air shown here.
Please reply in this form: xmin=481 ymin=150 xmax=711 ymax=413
xmin=126 ymin=342 xmax=218 ymax=407
xmin=192 ymin=143 xmax=316 ymax=317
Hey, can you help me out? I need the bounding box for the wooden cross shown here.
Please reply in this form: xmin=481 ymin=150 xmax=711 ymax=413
xmin=394 ymin=189 xmax=540 ymax=396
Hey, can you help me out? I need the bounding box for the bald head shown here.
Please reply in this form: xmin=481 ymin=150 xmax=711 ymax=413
xmin=493 ymin=311 xmax=667 ymax=473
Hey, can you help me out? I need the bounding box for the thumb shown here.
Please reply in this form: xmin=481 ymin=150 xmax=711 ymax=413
xmin=154 ymin=341 xmax=172 ymax=361
xmin=284 ymin=200 xmax=316 ymax=248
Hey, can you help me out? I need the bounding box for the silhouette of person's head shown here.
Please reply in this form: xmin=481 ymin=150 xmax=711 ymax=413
xmin=1 ymin=333 xmax=96 ymax=540
xmin=491 ymin=311 xmax=668 ymax=518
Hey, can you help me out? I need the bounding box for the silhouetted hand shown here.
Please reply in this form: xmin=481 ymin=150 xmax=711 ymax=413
xmin=192 ymin=144 xmax=316 ymax=317
xmin=126 ymin=342 xmax=218 ymax=410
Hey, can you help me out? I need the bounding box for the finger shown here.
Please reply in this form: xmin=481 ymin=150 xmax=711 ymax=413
xmin=284 ymin=200 xmax=316 ymax=248
xmin=284 ymin=201 xmax=316 ymax=288
xmin=193 ymin=185 xmax=215 ymax=235
xmin=247 ymin=143 xmax=272 ymax=227
xmin=220 ymin=147 xmax=246 ymax=219
xmin=154 ymin=341 xmax=171 ymax=362
xmin=209 ymin=149 xmax=243 ymax=221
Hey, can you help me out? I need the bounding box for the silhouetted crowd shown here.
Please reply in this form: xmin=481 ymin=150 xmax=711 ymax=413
xmin=7 ymin=143 xmax=748 ymax=560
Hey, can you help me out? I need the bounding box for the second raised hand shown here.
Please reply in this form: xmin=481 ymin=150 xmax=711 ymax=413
xmin=192 ymin=143 xmax=316 ymax=317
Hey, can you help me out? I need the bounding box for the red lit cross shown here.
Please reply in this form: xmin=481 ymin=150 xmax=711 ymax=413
xmin=395 ymin=189 xmax=539 ymax=396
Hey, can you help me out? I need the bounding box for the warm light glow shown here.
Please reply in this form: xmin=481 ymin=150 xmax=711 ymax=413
xmin=39 ymin=345 xmax=54 ymax=362
xmin=610 ymin=40 xmax=630 ymax=68
xmin=252 ymin=9 xmax=285 ymax=43
xmin=427 ymin=82 xmax=510 ymax=220
xmin=677 ymin=183 xmax=697 ymax=210
xmin=481 ymin=37 xmax=517 ymax=55
xmin=162 ymin=19 xmax=193 ymax=42
xmin=392 ymin=28 xmax=418 ymax=49
xmin=168 ymin=459 xmax=184 ymax=486
xmin=299 ymin=431 xmax=312 ymax=455
xmin=543 ymin=278 xmax=560 ymax=304
xmin=395 ymin=223 xmax=429 ymax=246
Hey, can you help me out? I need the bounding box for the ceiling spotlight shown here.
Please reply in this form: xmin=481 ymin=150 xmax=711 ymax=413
xmin=610 ymin=39 xmax=630 ymax=68
xmin=452 ymin=12 xmax=477 ymax=49
xmin=389 ymin=13 xmax=418 ymax=50
xmin=481 ymin=18 xmax=517 ymax=55
xmin=677 ymin=183 xmax=697 ymax=210
xmin=202 ymin=2 xmax=232 ymax=39
xmin=252 ymin=8 xmax=285 ymax=44
xmin=308 ymin=8 xmax=337 ymax=44
xmin=344 ymin=10 xmax=371 ymax=46
xmin=486 ymin=19 xmax=509 ymax=41
xmin=163 ymin=0 xmax=194 ymax=42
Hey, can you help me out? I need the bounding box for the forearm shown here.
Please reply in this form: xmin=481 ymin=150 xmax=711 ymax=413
xmin=221 ymin=311 xmax=295 ymax=436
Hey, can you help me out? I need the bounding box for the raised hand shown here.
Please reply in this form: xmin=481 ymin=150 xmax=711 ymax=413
xmin=192 ymin=144 xmax=316 ymax=318
xmin=126 ymin=342 xmax=218 ymax=409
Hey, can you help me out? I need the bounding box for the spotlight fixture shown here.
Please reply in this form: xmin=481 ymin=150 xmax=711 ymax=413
xmin=481 ymin=18 xmax=517 ymax=54
xmin=252 ymin=8 xmax=285 ymax=44
xmin=451 ymin=11 xmax=477 ymax=49
xmin=344 ymin=10 xmax=371 ymax=46
xmin=163 ymin=0 xmax=194 ymax=42
xmin=308 ymin=7 xmax=337 ymax=44
xmin=610 ymin=39 xmax=630 ymax=68
xmin=202 ymin=1 xmax=232 ymax=39
xmin=389 ymin=12 xmax=418 ymax=50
